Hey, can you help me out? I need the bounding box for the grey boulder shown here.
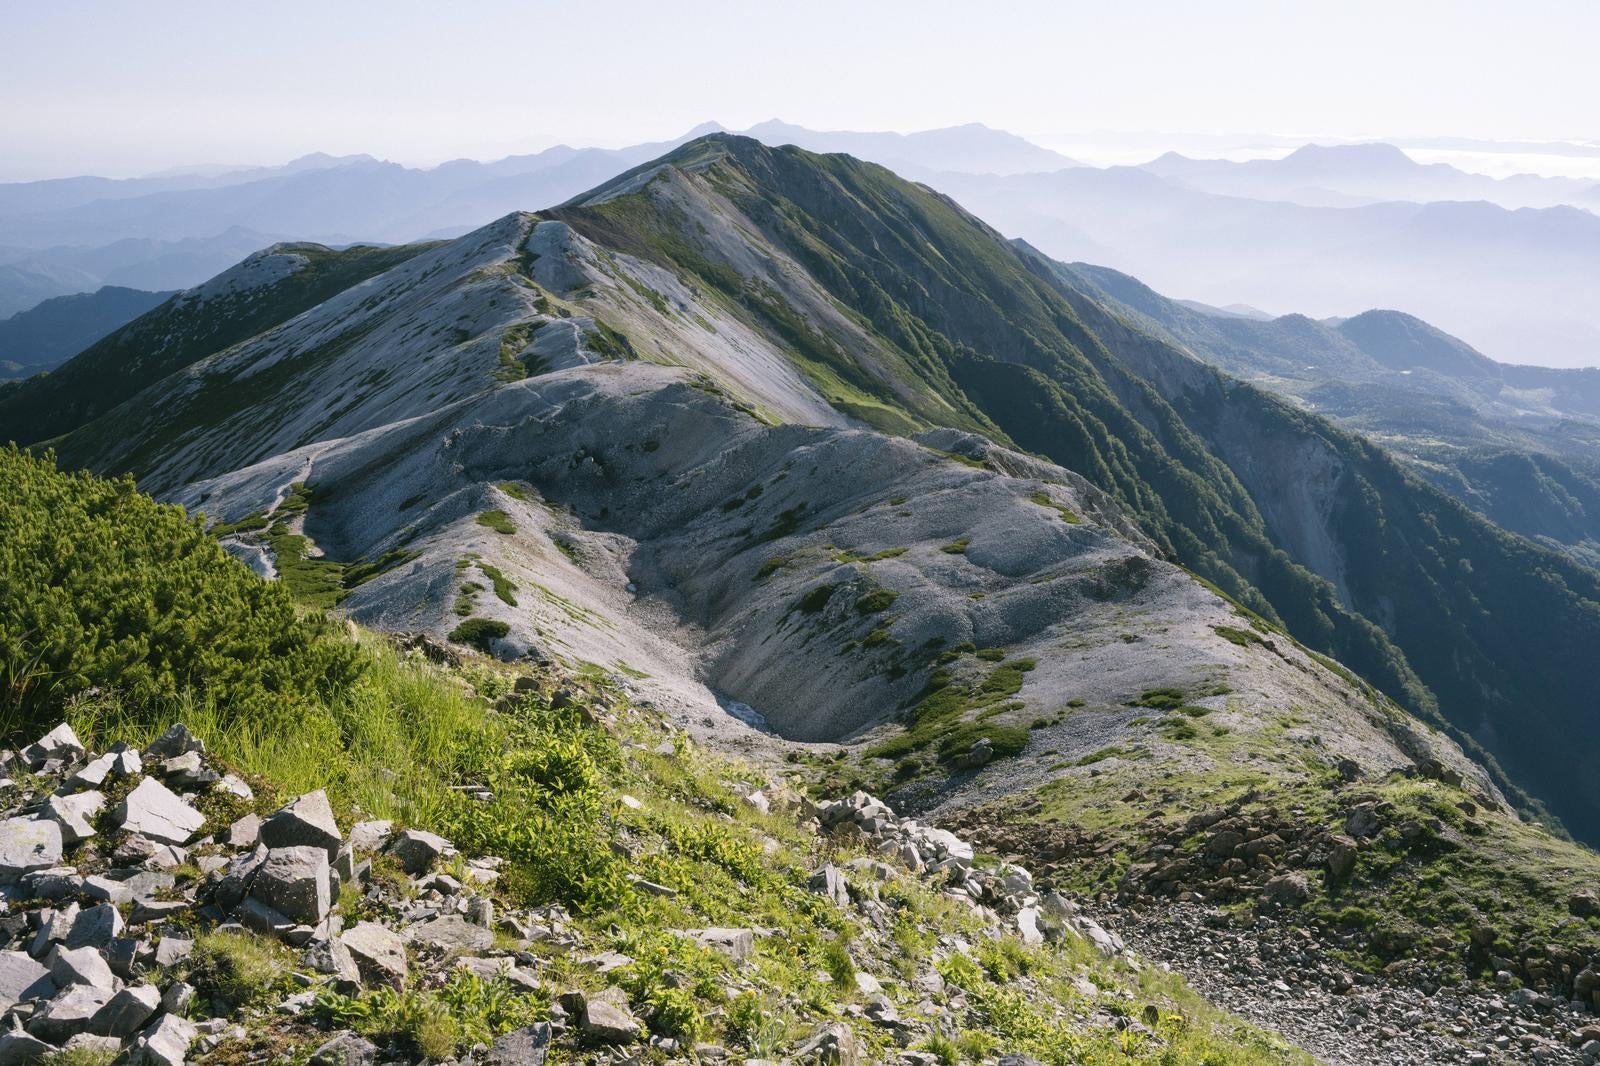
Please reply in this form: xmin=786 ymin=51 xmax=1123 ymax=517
xmin=22 ymin=724 xmax=84 ymax=769
xmin=308 ymin=1032 xmax=377 ymax=1066
xmin=26 ymin=984 xmax=115 ymax=1044
xmin=90 ymin=984 xmax=160 ymax=1039
xmin=0 ymin=1030 xmax=57 ymax=1066
xmin=46 ymin=945 xmax=116 ymax=989
xmin=808 ymin=864 xmax=850 ymax=907
xmin=143 ymin=724 xmax=204 ymax=760
xmin=115 ymin=779 xmax=203 ymax=846
xmin=41 ymin=791 xmax=105 ymax=844
xmin=488 ymin=1022 xmax=551 ymax=1065
xmin=405 ymin=914 xmax=493 ymax=952
xmin=388 ymin=829 xmax=449 ymax=875
xmin=249 ymin=847 xmax=331 ymax=926
xmin=0 ymin=818 xmax=63 ymax=884
xmin=260 ymin=791 xmax=341 ymax=858
xmin=340 ymin=922 xmax=407 ymax=989
xmin=0 ymin=951 xmax=56 ymax=1012
xmin=121 ymin=1012 xmax=197 ymax=1066
xmin=578 ymin=988 xmax=641 ymax=1044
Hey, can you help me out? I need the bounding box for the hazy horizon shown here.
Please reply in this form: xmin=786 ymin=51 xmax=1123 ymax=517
xmin=3 ymin=0 xmax=1598 ymax=182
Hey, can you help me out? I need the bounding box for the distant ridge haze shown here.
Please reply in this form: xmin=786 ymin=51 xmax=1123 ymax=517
xmin=2 ymin=122 xmax=1596 ymax=366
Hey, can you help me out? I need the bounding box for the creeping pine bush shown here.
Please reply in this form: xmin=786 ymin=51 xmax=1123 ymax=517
xmin=0 ymin=447 xmax=360 ymax=741
xmin=441 ymin=701 xmax=632 ymax=916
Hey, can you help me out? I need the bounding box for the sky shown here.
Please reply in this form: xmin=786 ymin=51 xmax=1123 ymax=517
xmin=2 ymin=0 xmax=1598 ymax=181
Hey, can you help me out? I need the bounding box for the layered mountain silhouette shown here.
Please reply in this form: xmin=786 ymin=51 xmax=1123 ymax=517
xmin=0 ymin=284 xmax=173 ymax=379
xmin=1060 ymin=264 xmax=1600 ymax=562
xmin=5 ymin=126 xmax=1597 ymax=372
xmin=1142 ymin=141 xmax=1600 ymax=210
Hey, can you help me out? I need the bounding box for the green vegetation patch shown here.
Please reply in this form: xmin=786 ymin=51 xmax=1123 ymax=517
xmin=1028 ymin=490 xmax=1081 ymax=524
xmin=476 ymin=563 xmax=518 ymax=607
xmin=0 ymin=447 xmax=360 ymax=743
xmin=1214 ymin=624 xmax=1266 ymax=648
xmin=583 ymin=319 xmax=634 ymax=360
xmin=865 ymin=656 xmax=1038 ymax=773
xmin=448 ymin=618 xmax=510 ymax=653
xmin=855 ymin=585 xmax=899 ymax=615
xmin=476 ymin=509 xmax=516 ymax=535
xmin=795 ymin=585 xmax=836 ymax=614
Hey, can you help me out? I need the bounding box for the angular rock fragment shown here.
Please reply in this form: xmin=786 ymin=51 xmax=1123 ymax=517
xmin=0 ymin=951 xmax=56 ymax=1012
xmin=122 ymin=1012 xmax=197 ymax=1066
xmin=308 ymin=1031 xmax=378 ymax=1066
xmin=26 ymin=984 xmax=116 ymax=1044
xmin=487 ymin=1022 xmax=551 ymax=1066
xmin=249 ymin=846 xmax=331 ymax=925
xmin=89 ymin=984 xmax=160 ymax=1039
xmin=41 ymin=791 xmax=105 ymax=844
xmin=143 ymin=724 xmax=204 ymax=761
xmin=22 ymin=725 xmax=84 ymax=770
xmin=260 ymin=791 xmax=341 ymax=858
xmin=340 ymin=922 xmax=408 ymax=989
xmin=388 ymin=828 xmax=449 ymax=875
xmin=578 ymin=988 xmax=641 ymax=1044
xmin=0 ymin=818 xmax=63 ymax=884
xmin=46 ymin=945 xmax=116 ymax=989
xmin=115 ymin=779 xmax=203 ymax=846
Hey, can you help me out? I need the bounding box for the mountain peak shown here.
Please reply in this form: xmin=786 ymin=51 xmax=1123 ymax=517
xmin=1280 ymin=141 xmax=1417 ymax=172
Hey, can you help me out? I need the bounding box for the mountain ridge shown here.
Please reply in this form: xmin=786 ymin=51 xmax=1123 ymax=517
xmin=19 ymin=133 xmax=1600 ymax=848
xmin=14 ymin=136 xmax=1600 ymax=1061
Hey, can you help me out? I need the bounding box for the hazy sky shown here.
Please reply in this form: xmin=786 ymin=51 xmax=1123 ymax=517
xmin=3 ymin=0 xmax=1597 ymax=180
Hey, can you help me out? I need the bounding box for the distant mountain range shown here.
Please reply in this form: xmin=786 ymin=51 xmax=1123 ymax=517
xmin=0 ymin=285 xmax=174 ymax=379
xmin=920 ymin=162 xmax=1600 ymax=367
xmin=0 ymin=227 xmax=285 ymax=317
xmin=2 ymin=126 xmax=1596 ymax=370
xmin=1141 ymin=141 xmax=1600 ymax=210
xmin=0 ymin=121 xmax=1074 ymax=315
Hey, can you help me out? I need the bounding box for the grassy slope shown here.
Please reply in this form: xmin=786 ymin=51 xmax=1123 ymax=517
xmin=0 ymin=242 xmax=432 ymax=448
xmin=71 ymin=637 xmax=1314 ymax=1065
xmin=1 ymin=449 xmax=1310 ymax=1065
xmin=985 ymin=696 xmax=1600 ymax=986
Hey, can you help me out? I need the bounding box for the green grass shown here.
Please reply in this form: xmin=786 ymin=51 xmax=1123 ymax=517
xmin=476 ymin=509 xmax=516 ymax=535
xmin=449 ymin=618 xmax=509 ymax=654
xmin=855 ymin=586 xmax=898 ymax=614
xmin=185 ymin=930 xmax=299 ymax=1009
xmin=476 ymin=562 xmax=518 ymax=606
xmin=1214 ymin=624 xmax=1266 ymax=648
xmin=54 ymin=616 xmax=1313 ymax=1065
xmin=495 ymin=323 xmax=537 ymax=382
xmin=939 ymin=538 xmax=970 ymax=555
xmin=863 ymin=656 xmax=1037 ymax=773
xmin=1028 ymin=490 xmax=1081 ymax=524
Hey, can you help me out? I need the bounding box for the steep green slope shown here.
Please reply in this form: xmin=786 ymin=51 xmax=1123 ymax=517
xmin=1060 ymin=261 xmax=1600 ymax=563
xmin=0 ymin=241 xmax=431 ymax=446
xmin=556 ymin=136 xmax=1600 ymax=839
